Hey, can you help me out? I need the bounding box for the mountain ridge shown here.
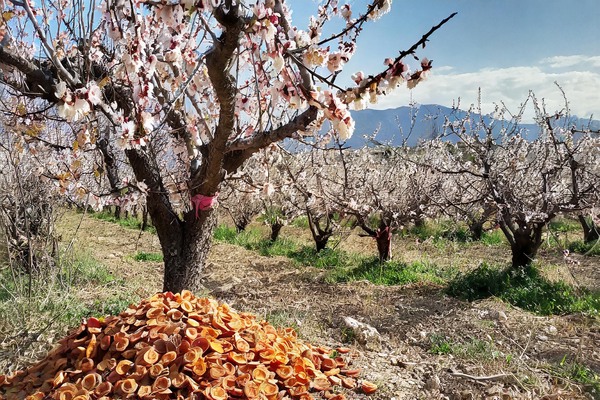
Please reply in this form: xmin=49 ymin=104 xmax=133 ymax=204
xmin=345 ymin=104 xmax=600 ymax=147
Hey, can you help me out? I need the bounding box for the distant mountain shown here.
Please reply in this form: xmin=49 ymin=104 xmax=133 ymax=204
xmin=344 ymin=104 xmax=599 ymax=148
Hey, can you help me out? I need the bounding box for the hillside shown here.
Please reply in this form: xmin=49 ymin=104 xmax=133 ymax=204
xmin=345 ymin=104 xmax=600 ymax=148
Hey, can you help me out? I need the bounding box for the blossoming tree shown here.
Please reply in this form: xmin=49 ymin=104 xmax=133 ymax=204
xmin=0 ymin=0 xmax=454 ymax=291
xmin=438 ymin=96 xmax=600 ymax=269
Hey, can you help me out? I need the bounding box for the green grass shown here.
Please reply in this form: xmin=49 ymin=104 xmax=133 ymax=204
xmin=569 ymin=239 xmax=600 ymax=256
xmin=447 ymin=263 xmax=600 ymax=316
xmin=328 ymin=258 xmax=455 ymax=286
xmin=552 ymin=356 xmax=600 ymax=399
xmin=89 ymin=210 xmax=156 ymax=234
xmin=408 ymin=221 xmax=472 ymax=243
xmin=480 ymin=229 xmax=506 ymax=246
xmin=548 ymin=218 xmax=582 ymax=233
xmin=134 ymin=251 xmax=163 ymax=262
xmin=290 ymin=216 xmax=310 ymax=229
xmin=214 ymin=225 xmax=455 ymax=287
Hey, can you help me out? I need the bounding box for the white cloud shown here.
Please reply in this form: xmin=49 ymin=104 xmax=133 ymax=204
xmin=541 ymin=55 xmax=600 ymax=69
xmin=372 ymin=64 xmax=600 ymax=122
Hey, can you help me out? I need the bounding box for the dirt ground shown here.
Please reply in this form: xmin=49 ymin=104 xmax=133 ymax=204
xmin=4 ymin=211 xmax=600 ymax=399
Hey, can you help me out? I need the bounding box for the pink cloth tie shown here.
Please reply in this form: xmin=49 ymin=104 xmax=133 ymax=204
xmin=191 ymin=193 xmax=219 ymax=218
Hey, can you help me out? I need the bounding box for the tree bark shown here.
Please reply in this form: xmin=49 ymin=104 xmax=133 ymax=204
xmin=578 ymin=215 xmax=600 ymax=243
xmin=469 ymin=221 xmax=484 ymax=241
xmin=307 ymin=212 xmax=333 ymax=252
xmin=375 ymin=225 xmax=392 ymax=262
xmin=270 ymin=221 xmax=284 ymax=242
xmin=509 ymin=228 xmax=543 ymax=269
xmin=161 ymin=211 xmax=217 ymax=293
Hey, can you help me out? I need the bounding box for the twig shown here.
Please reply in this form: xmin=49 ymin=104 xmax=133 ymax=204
xmin=449 ymin=371 xmax=512 ymax=382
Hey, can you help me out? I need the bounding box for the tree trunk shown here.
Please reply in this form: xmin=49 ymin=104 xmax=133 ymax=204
xmin=113 ymin=205 xmax=122 ymax=220
xmin=160 ymin=210 xmax=217 ymax=293
xmin=234 ymin=215 xmax=251 ymax=233
xmin=307 ymin=212 xmax=333 ymax=252
xmin=126 ymin=148 xmax=219 ymax=293
xmin=469 ymin=221 xmax=484 ymax=241
xmin=375 ymin=225 xmax=392 ymax=262
xmin=578 ymin=215 xmax=600 ymax=243
xmin=510 ymin=229 xmax=542 ymax=269
xmin=270 ymin=221 xmax=284 ymax=242
xmin=314 ymin=235 xmax=330 ymax=252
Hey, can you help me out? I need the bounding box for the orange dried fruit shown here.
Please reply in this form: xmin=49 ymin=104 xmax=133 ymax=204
xmin=159 ymin=350 xmax=177 ymax=365
xmin=81 ymin=373 xmax=99 ymax=391
xmin=208 ymin=339 xmax=224 ymax=354
xmin=227 ymin=351 xmax=247 ymax=365
xmin=340 ymin=368 xmax=361 ymax=377
xmin=94 ymin=381 xmax=112 ymax=397
xmin=0 ymin=292 xmax=367 ymax=400
xmin=206 ymin=385 xmax=228 ymax=400
xmin=312 ymin=377 xmax=331 ymax=391
xmin=251 ymin=365 xmax=269 ymax=383
xmin=180 ymin=300 xmax=194 ymax=313
xmin=321 ymin=357 xmax=337 ymax=371
xmin=115 ymin=378 xmax=138 ymax=395
xmin=148 ymin=364 xmax=164 ymax=379
xmin=341 ymin=377 xmax=356 ymax=389
xmin=137 ymin=385 xmax=152 ymax=397
xmin=243 ymin=380 xmax=259 ymax=398
xmin=260 ymin=381 xmax=279 ymax=397
xmin=361 ymin=380 xmax=378 ymax=394
xmin=151 ymin=376 xmax=171 ymax=392
xmin=192 ymin=358 xmax=207 ymax=376
xmin=115 ymin=359 xmax=133 ymax=375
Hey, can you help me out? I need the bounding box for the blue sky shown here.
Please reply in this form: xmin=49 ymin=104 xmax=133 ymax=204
xmin=288 ymin=0 xmax=600 ymax=121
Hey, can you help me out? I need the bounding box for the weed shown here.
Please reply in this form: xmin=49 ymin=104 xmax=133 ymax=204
xmin=428 ymin=333 xmax=506 ymax=361
xmin=215 ymin=224 xmax=458 ymax=287
xmin=265 ymin=309 xmax=300 ymax=332
xmin=290 ymin=216 xmax=309 ymax=229
xmin=89 ymin=211 xmax=156 ymax=234
xmin=552 ymin=356 xmax=600 ymax=398
xmin=0 ymin=249 xmax=137 ymax=354
xmin=480 ymin=229 xmax=506 ymax=246
xmin=340 ymin=326 xmax=357 ymax=343
xmin=569 ymin=240 xmax=600 ymax=256
xmin=447 ymin=263 xmax=600 ymax=315
xmin=429 ymin=333 xmax=454 ymax=355
xmin=548 ymin=218 xmax=582 ymax=233
xmin=213 ymin=224 xmax=239 ymax=242
xmin=134 ymin=251 xmax=163 ymax=262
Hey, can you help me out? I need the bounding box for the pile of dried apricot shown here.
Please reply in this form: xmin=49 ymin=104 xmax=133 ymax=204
xmin=0 ymin=291 xmax=377 ymax=399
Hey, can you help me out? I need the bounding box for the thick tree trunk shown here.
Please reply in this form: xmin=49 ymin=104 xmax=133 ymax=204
xmin=161 ymin=211 xmax=217 ymax=293
xmin=375 ymin=225 xmax=392 ymax=262
xmin=510 ymin=230 xmax=542 ymax=269
xmin=578 ymin=215 xmax=600 ymax=243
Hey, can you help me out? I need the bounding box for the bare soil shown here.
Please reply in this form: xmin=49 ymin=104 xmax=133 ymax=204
xmin=3 ymin=211 xmax=600 ymax=400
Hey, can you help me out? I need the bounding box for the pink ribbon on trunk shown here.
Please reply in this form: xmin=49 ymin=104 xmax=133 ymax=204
xmin=191 ymin=193 xmax=219 ymax=218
